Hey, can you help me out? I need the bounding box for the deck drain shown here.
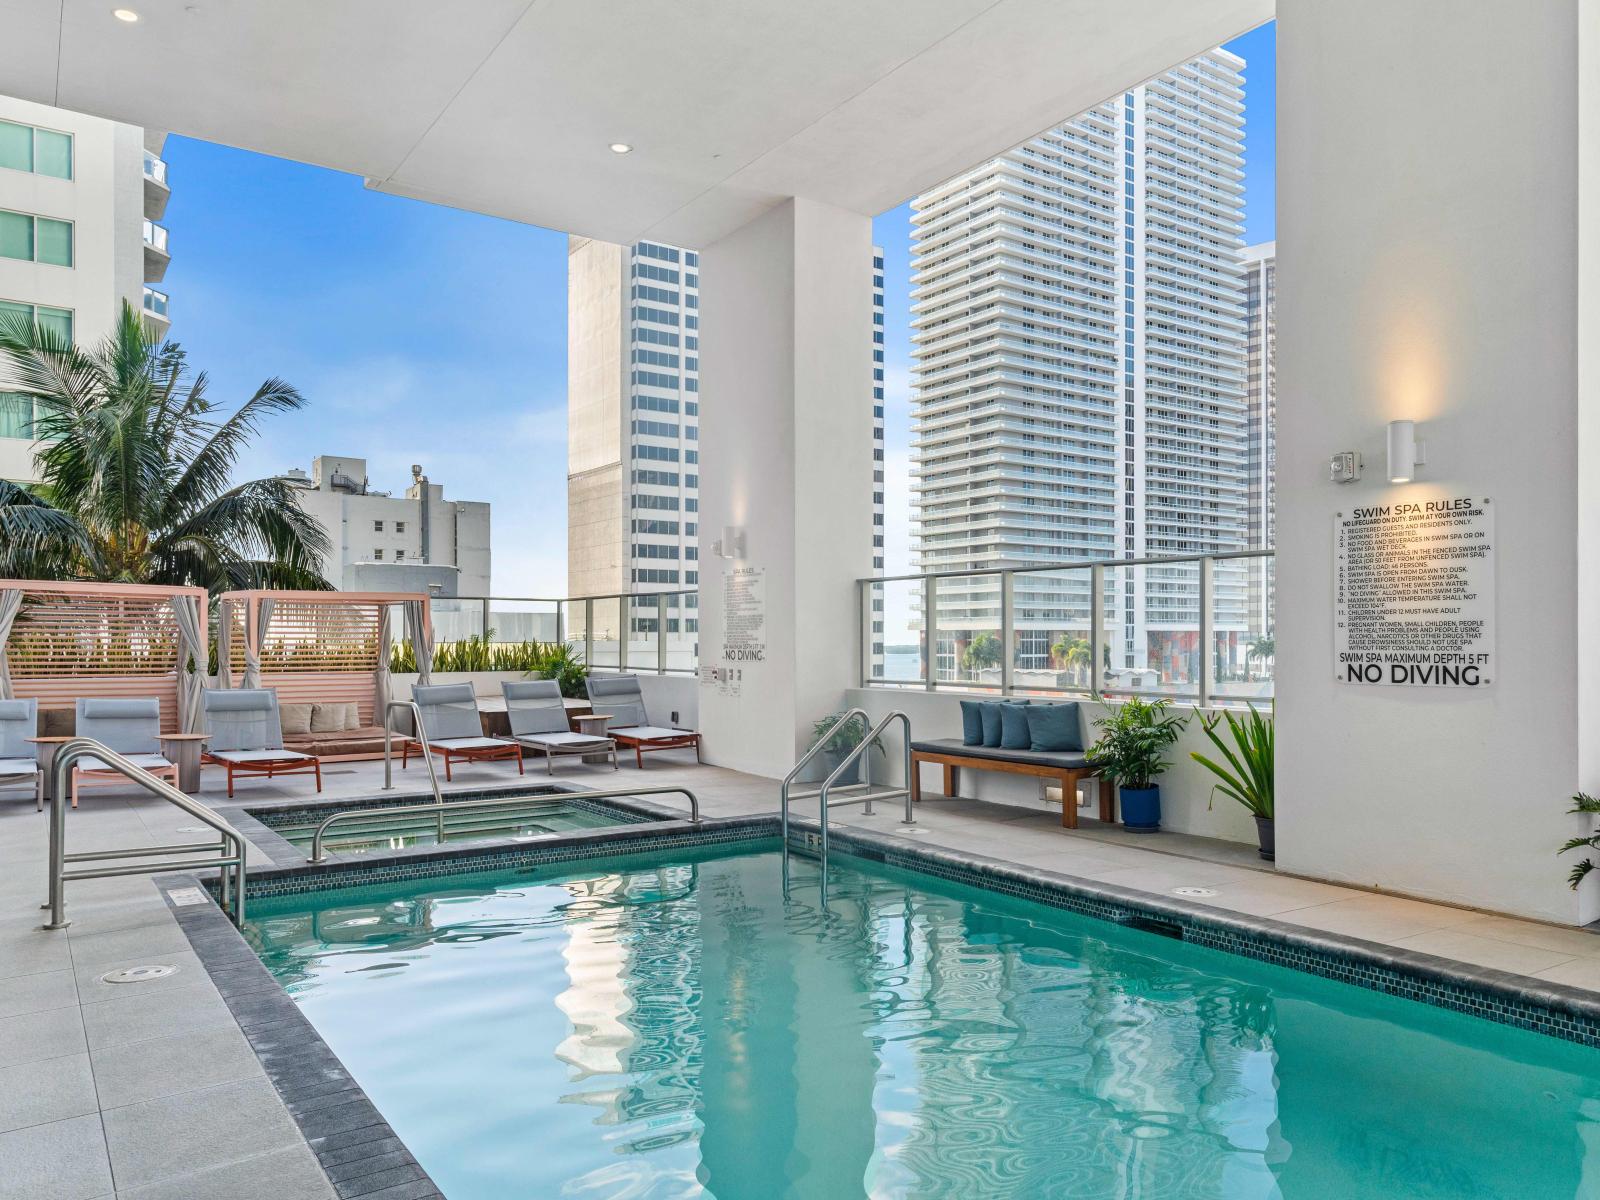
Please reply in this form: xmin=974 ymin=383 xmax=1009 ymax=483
xmin=101 ymin=964 xmax=178 ymax=985
xmin=173 ymin=826 xmax=209 ymax=834
xmin=1171 ymin=886 xmax=1218 ymax=898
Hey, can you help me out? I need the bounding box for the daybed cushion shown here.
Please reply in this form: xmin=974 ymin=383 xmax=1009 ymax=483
xmin=910 ymin=738 xmax=1092 ymax=771
xmin=283 ymin=726 xmax=386 ymax=757
xmin=610 ymin=725 xmax=696 ymax=742
xmin=1025 ymin=701 xmax=1083 ymax=752
xmin=311 ymin=702 xmax=359 ymax=733
xmin=280 ymin=704 xmax=314 ymax=736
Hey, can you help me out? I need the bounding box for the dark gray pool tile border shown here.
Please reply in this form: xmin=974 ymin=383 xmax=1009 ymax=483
xmin=154 ymin=872 xmax=446 ymax=1200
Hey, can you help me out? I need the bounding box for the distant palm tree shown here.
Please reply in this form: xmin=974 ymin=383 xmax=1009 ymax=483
xmin=1051 ymin=635 xmax=1092 ymax=684
xmin=1244 ymin=635 xmax=1275 ymax=682
xmin=962 ymin=631 xmax=1003 ymax=673
xmin=0 ymin=303 xmax=329 ymax=591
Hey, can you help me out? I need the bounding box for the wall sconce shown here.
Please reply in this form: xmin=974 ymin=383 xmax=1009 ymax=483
xmin=712 ymin=525 xmax=745 ymax=560
xmin=1387 ymin=420 xmax=1426 ymax=483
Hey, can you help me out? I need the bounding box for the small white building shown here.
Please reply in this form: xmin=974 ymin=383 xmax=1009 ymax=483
xmin=282 ymin=455 xmax=491 ymax=596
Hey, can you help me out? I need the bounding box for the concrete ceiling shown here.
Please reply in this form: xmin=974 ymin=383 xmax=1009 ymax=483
xmin=0 ymin=0 xmax=1270 ymax=247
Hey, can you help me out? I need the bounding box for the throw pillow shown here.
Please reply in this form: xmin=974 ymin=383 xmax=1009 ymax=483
xmin=1025 ymin=702 xmax=1083 ymax=752
xmin=959 ymin=700 xmax=986 ymax=746
xmin=280 ymin=703 xmax=313 ymax=736
xmin=979 ymin=702 xmax=1004 ymax=747
xmin=999 ymin=703 xmax=1033 ymax=750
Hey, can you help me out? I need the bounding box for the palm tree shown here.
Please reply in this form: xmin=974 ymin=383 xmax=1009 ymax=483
xmin=1050 ymin=635 xmax=1092 ymax=685
xmin=961 ymin=631 xmax=1002 ymax=673
xmin=1245 ymin=635 xmax=1275 ymax=682
xmin=0 ymin=303 xmax=330 ymax=591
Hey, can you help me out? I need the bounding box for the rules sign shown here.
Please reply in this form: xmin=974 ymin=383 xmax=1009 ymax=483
xmin=1334 ymin=497 xmax=1494 ymax=687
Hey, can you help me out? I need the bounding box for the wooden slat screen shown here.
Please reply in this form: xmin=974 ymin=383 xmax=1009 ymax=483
xmin=257 ymin=602 xmax=380 ymax=673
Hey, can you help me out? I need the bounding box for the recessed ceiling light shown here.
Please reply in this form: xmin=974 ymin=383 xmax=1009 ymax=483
xmin=113 ymin=7 xmax=139 ymax=21
xmin=609 ymin=142 xmax=633 ymax=155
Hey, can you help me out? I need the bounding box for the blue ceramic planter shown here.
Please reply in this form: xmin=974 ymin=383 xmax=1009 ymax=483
xmin=1120 ymin=785 xmax=1161 ymax=832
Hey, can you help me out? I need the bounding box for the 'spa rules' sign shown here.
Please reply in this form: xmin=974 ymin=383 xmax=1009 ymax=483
xmin=1334 ymin=497 xmax=1494 ymax=687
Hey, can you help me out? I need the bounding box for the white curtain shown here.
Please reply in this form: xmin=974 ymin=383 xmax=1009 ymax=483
xmin=0 ymin=588 xmax=21 ymax=701
xmin=405 ymin=599 xmax=433 ymax=686
xmin=242 ymin=597 xmax=274 ymax=689
xmin=171 ymin=594 xmax=207 ymax=733
xmin=375 ymin=602 xmax=395 ymax=724
xmin=214 ymin=598 xmax=234 ymax=689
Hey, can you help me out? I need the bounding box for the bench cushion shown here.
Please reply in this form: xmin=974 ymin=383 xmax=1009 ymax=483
xmin=911 ymin=738 xmax=1093 ymax=771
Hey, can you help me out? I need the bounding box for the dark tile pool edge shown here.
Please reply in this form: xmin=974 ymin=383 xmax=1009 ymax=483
xmin=155 ymin=872 xmax=446 ymax=1200
xmin=821 ymin=825 xmax=1600 ymax=1050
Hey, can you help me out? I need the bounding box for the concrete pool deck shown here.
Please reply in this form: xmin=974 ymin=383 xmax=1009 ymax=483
xmin=1 ymin=752 xmax=1598 ymax=1197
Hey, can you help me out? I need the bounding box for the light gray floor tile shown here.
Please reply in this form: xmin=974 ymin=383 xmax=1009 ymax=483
xmin=0 ymin=927 xmax=73 ymax=980
xmin=80 ymin=982 xmax=231 ymax=1051
xmin=115 ymin=1143 xmax=335 ymax=1200
xmin=64 ymin=923 xmax=192 ymax=974
xmin=0 ymin=969 xmax=77 ymax=1020
xmin=0 ymin=1052 xmax=97 ymax=1134
xmin=0 ymin=1113 xmax=113 ymax=1200
xmin=91 ymin=1025 xmax=264 ymax=1109
xmin=102 ymin=1077 xmax=304 ymax=1191
xmin=0 ymin=1007 xmax=85 ymax=1069
xmin=73 ymin=951 xmax=201 ymax=999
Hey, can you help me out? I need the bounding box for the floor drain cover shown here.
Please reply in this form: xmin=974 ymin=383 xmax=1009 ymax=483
xmin=173 ymin=826 xmax=209 ymax=834
xmin=1171 ymin=886 xmax=1218 ymax=898
xmin=101 ymin=964 xmax=178 ymax=985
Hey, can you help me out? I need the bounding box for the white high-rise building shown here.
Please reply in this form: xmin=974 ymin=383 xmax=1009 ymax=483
xmin=1241 ymin=241 xmax=1275 ymax=642
xmin=568 ymin=237 xmax=885 ymax=650
xmin=279 ymin=455 xmax=491 ymax=596
xmin=0 ymin=96 xmax=171 ymax=484
xmin=911 ymin=48 xmax=1250 ymax=687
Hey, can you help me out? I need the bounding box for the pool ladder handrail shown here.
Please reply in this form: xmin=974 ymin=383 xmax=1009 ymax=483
xmin=382 ymin=699 xmax=446 ymax=834
xmin=780 ymin=709 xmax=914 ymax=883
xmin=43 ymin=737 xmax=247 ymax=930
xmin=307 ymin=785 xmax=702 ymax=864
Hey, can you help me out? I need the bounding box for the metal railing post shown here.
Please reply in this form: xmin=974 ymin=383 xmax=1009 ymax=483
xmin=924 ymin=575 xmax=938 ymax=690
xmin=859 ymin=579 xmax=874 ymax=686
xmin=584 ymin=599 xmax=594 ymax=669
xmin=1198 ymin=556 xmax=1215 ymax=709
xmin=618 ymin=596 xmax=630 ymax=673
xmin=1000 ymin=569 xmax=1015 ymax=697
xmin=1090 ymin=563 xmax=1106 ymax=701
xmin=657 ymin=593 xmax=668 ymax=675
xmin=555 ymin=600 xmax=566 ymax=647
xmin=480 ymin=597 xmax=491 ymax=641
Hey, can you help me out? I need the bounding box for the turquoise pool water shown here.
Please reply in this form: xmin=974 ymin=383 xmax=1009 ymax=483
xmin=246 ymin=845 xmax=1600 ymax=1199
xmin=258 ymin=797 xmax=645 ymax=856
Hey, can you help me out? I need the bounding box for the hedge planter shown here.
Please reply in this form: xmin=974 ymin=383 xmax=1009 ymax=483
xmin=1119 ymin=785 xmax=1162 ymax=832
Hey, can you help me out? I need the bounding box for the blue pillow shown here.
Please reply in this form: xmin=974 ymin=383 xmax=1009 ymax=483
xmin=979 ymin=702 xmax=1005 ymax=747
xmin=999 ymin=703 xmax=1032 ymax=750
xmin=959 ymin=700 xmax=986 ymax=746
xmin=1026 ymin=702 xmax=1082 ymax=752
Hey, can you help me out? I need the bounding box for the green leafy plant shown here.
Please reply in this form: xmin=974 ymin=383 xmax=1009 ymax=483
xmin=811 ymin=711 xmax=885 ymax=759
xmin=961 ymin=631 xmax=1002 ymax=672
xmin=1087 ymin=698 xmax=1187 ymax=790
xmin=1191 ymin=702 xmax=1274 ymax=819
xmin=1560 ymin=792 xmax=1600 ymax=890
xmin=540 ymin=641 xmax=589 ymax=698
xmin=388 ymin=635 xmax=589 ymax=695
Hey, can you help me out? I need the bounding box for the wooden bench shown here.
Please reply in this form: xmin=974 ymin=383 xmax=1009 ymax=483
xmin=909 ymin=738 xmax=1114 ymax=829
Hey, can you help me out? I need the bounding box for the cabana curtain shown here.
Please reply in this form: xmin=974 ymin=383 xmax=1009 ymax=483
xmin=405 ymin=599 xmax=433 ymax=686
xmin=243 ymin=597 xmax=274 ymax=689
xmin=170 ymin=594 xmax=207 ymax=733
xmin=375 ymin=603 xmax=395 ymax=722
xmin=214 ymin=599 xmax=233 ymax=689
xmin=0 ymin=588 xmax=21 ymax=701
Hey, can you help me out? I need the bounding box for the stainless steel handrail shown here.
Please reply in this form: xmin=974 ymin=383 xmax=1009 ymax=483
xmin=44 ymin=738 xmax=246 ymax=930
xmin=779 ymin=708 xmax=867 ymax=860
xmin=307 ymin=785 xmax=702 ymax=863
xmin=817 ymin=711 xmax=914 ymax=870
xmin=382 ymin=699 xmax=446 ymax=842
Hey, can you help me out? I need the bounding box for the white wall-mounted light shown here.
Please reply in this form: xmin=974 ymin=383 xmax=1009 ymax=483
xmin=608 ymin=142 xmax=633 ymax=155
xmin=1387 ymin=419 xmax=1426 ymax=483
xmin=112 ymin=7 xmax=139 ymax=21
xmin=712 ymin=525 xmax=745 ymax=560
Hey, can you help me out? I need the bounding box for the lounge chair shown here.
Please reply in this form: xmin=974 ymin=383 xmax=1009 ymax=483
xmin=503 ymin=680 xmax=617 ymax=774
xmin=402 ymin=683 xmax=524 ymax=781
xmin=71 ymin=697 xmax=179 ymax=807
xmin=0 ymin=698 xmax=42 ymax=811
xmin=584 ymin=674 xmax=702 ymax=769
xmin=202 ymin=688 xmax=323 ymax=798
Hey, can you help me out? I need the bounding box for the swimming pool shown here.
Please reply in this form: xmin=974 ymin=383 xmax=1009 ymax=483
xmin=251 ymin=793 xmax=651 ymax=856
xmin=245 ymin=843 xmax=1600 ymax=1199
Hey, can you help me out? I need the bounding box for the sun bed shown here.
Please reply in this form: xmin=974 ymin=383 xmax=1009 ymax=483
xmin=71 ymin=697 xmax=179 ymax=807
xmin=584 ymin=674 xmax=701 ymax=769
xmin=0 ymin=698 xmax=42 ymax=810
xmin=202 ymin=688 xmax=323 ymax=798
xmin=503 ymin=679 xmax=617 ymax=774
xmin=402 ymin=683 xmax=524 ymax=781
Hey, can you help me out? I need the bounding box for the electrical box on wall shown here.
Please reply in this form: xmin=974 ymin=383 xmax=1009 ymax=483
xmin=1329 ymin=451 xmax=1363 ymax=484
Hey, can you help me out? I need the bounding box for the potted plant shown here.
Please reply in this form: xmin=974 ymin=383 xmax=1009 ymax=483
xmin=809 ymin=711 xmax=884 ymax=786
xmin=1559 ymin=792 xmax=1600 ymax=889
xmin=1087 ymin=698 xmax=1188 ymax=832
xmin=1191 ymin=703 xmax=1275 ymax=860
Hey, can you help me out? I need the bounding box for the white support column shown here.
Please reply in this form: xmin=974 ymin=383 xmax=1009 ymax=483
xmin=696 ymin=198 xmax=875 ymax=777
xmin=1277 ymin=0 xmax=1600 ymax=923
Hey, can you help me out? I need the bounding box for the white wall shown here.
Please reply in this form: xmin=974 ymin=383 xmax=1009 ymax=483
xmin=846 ymin=689 xmax=1260 ymax=844
xmin=696 ymin=198 xmax=875 ymax=777
xmin=1276 ymin=0 xmax=1598 ymax=923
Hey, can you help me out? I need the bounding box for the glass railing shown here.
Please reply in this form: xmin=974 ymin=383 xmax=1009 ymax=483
xmin=862 ymin=549 xmax=1273 ymax=707
xmin=142 ymin=153 xmax=167 ymax=185
xmin=142 ymin=220 xmax=168 ymax=253
xmin=141 ymin=287 xmax=168 ymax=318
xmin=429 ymin=590 xmax=699 ymax=675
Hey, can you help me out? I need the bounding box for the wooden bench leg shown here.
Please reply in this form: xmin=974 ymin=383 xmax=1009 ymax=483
xmin=1060 ymin=771 xmax=1078 ymax=829
xmin=942 ymin=763 xmax=959 ymax=798
xmin=1098 ymin=776 xmax=1115 ymax=823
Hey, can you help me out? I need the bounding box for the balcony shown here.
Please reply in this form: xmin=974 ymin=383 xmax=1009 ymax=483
xmin=142 ymin=152 xmax=169 ymax=220
xmin=141 ymin=286 xmax=169 ymax=336
xmin=142 ymin=219 xmax=169 ymax=283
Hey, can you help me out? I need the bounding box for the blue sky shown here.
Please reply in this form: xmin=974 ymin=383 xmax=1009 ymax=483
xmin=161 ymin=20 xmax=1273 ymax=595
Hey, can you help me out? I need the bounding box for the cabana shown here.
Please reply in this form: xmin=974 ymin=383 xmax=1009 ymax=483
xmin=0 ymin=580 xmax=209 ymax=737
xmin=214 ymin=590 xmax=433 ymax=760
